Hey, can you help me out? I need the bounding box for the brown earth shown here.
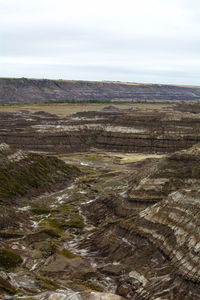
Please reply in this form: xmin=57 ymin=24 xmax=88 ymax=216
xmin=0 ymin=104 xmax=200 ymax=155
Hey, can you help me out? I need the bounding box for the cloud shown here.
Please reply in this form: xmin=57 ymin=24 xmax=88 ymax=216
xmin=0 ymin=0 xmax=200 ymax=85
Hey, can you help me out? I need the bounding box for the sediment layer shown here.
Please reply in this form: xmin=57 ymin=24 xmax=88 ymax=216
xmin=0 ymin=78 xmax=200 ymax=103
xmin=0 ymin=106 xmax=200 ymax=154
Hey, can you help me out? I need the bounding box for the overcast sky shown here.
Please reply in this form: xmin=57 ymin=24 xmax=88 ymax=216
xmin=1 ymin=0 xmax=200 ymax=85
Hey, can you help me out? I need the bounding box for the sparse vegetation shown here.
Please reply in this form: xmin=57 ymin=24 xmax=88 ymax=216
xmin=0 ymin=151 xmax=80 ymax=202
xmin=0 ymin=102 xmax=172 ymax=116
xmin=0 ymin=231 xmax=24 ymax=239
xmin=0 ymin=249 xmax=22 ymax=270
xmin=59 ymin=249 xmax=79 ymax=259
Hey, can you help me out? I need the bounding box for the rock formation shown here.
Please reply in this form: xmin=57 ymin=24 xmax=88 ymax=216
xmin=0 ymin=142 xmax=199 ymax=299
xmin=0 ymin=105 xmax=200 ymax=155
xmin=80 ymin=145 xmax=200 ymax=299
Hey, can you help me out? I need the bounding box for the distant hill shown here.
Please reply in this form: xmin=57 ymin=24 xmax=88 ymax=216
xmin=0 ymin=77 xmax=200 ymax=103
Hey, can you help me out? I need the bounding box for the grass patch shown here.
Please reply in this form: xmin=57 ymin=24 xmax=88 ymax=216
xmin=47 ymin=213 xmax=84 ymax=230
xmin=107 ymin=153 xmax=165 ymax=164
xmin=59 ymin=249 xmax=79 ymax=259
xmin=47 ymin=219 xmax=68 ymax=231
xmin=31 ymin=207 xmax=52 ymax=215
xmin=0 ymin=152 xmax=80 ymax=202
xmin=37 ymin=228 xmax=60 ymax=238
xmin=35 ymin=275 xmax=61 ymax=290
xmin=0 ymin=231 xmax=24 ymax=239
xmin=0 ymin=249 xmax=22 ymax=270
xmin=81 ymin=281 xmax=104 ymax=292
xmin=84 ymin=155 xmax=100 ymax=161
xmin=0 ymin=283 xmax=17 ymax=295
xmin=66 ymin=214 xmax=85 ymax=229
xmin=0 ymin=102 xmax=172 ymax=116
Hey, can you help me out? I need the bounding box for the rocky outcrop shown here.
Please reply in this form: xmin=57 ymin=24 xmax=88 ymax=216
xmin=31 ymin=290 xmax=126 ymax=300
xmin=79 ymin=145 xmax=200 ymax=299
xmin=138 ymin=190 xmax=200 ymax=281
xmin=0 ymin=78 xmax=200 ymax=103
xmin=128 ymin=145 xmax=200 ymax=202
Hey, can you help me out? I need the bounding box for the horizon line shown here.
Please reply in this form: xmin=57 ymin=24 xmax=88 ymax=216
xmin=0 ymin=76 xmax=200 ymax=89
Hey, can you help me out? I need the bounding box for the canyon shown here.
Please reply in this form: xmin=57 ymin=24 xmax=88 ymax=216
xmin=0 ymin=99 xmax=200 ymax=299
xmin=0 ymin=103 xmax=200 ymax=154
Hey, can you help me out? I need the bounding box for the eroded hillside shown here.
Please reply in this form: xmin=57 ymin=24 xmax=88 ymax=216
xmin=0 ymin=78 xmax=200 ymax=103
xmin=0 ymin=142 xmax=200 ymax=299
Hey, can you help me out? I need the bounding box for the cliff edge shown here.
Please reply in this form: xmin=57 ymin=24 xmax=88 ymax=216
xmin=0 ymin=78 xmax=200 ymax=103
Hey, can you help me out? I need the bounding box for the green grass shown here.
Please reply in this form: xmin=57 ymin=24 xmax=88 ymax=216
xmin=59 ymin=249 xmax=79 ymax=259
xmin=0 ymin=231 xmax=24 ymax=239
xmin=0 ymin=152 xmax=80 ymax=202
xmin=0 ymin=249 xmax=22 ymax=270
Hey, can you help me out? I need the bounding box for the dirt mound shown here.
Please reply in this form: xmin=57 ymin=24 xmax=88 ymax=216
xmin=33 ymin=110 xmax=58 ymax=118
xmin=101 ymin=105 xmax=121 ymax=113
xmin=0 ymin=144 xmax=81 ymax=203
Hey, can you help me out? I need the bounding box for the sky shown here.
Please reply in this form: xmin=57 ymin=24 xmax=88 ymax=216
xmin=0 ymin=0 xmax=200 ymax=85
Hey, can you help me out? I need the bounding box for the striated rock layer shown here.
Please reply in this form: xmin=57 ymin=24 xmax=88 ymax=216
xmin=0 ymin=106 xmax=200 ymax=154
xmin=31 ymin=290 xmax=126 ymax=300
xmin=0 ymin=144 xmax=200 ymax=299
xmin=0 ymin=78 xmax=200 ymax=103
xmin=80 ymin=145 xmax=200 ymax=299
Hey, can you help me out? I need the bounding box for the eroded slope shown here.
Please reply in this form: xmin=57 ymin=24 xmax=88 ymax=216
xmin=1 ymin=78 xmax=200 ymax=103
xmin=0 ymin=144 xmax=200 ymax=299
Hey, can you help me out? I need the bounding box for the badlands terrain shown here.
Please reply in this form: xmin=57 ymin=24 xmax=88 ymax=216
xmin=0 ymin=100 xmax=200 ymax=299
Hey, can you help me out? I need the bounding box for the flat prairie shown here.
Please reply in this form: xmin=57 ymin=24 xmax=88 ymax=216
xmin=0 ymin=102 xmax=173 ymax=116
